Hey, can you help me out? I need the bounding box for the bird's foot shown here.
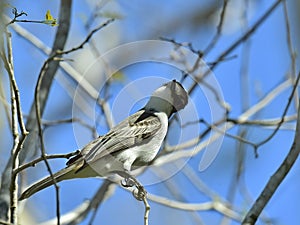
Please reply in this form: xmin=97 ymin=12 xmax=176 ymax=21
xmin=118 ymin=171 xmax=147 ymax=201
xmin=132 ymin=184 xmax=147 ymax=201
xmin=121 ymin=176 xmax=135 ymax=188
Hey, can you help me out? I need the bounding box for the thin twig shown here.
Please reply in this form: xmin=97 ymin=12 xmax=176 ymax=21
xmin=203 ymin=0 xmax=229 ymax=54
xmin=256 ymin=72 xmax=300 ymax=148
xmin=43 ymin=117 xmax=96 ymax=133
xmin=118 ymin=172 xmax=151 ymax=225
xmin=158 ymin=161 xmax=239 ymax=222
xmin=5 ymin=7 xmax=28 ymax=26
xmin=31 ymin=2 xmax=73 ymax=224
xmin=8 ymin=19 xmax=47 ymax=25
xmin=282 ymin=0 xmax=298 ymax=110
xmin=165 ymin=114 xmax=297 ymax=155
xmin=222 ymin=4 xmax=252 ymax=223
xmin=57 ymin=18 xmax=115 ymax=55
xmin=210 ymin=0 xmax=283 ymax=69
xmin=34 ymin=57 xmax=62 ymax=225
xmin=154 ymin=78 xmax=293 ymax=166
xmin=132 ymin=177 xmax=150 ymax=225
xmin=242 ymin=99 xmax=300 ymax=224
xmin=14 ymin=151 xmax=80 ymax=175
xmin=147 ymin=194 xmax=242 ymax=221
xmin=6 ymin=6 xmax=57 ymax=27
xmin=227 ymin=114 xmax=297 ymax=126
xmin=283 ymin=0 xmax=296 ymax=79
xmin=142 ymin=196 xmax=150 ymax=225
xmin=201 ymin=118 xmax=257 ymax=150
xmin=188 ymin=0 xmax=284 ymax=95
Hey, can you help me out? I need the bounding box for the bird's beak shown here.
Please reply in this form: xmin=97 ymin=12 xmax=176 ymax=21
xmin=171 ymin=79 xmax=177 ymax=91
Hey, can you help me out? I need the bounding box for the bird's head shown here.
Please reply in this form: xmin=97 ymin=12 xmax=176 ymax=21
xmin=145 ymin=80 xmax=188 ymax=117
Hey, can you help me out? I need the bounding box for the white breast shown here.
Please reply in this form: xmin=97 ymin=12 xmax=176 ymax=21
xmin=115 ymin=111 xmax=169 ymax=169
xmin=137 ymin=111 xmax=169 ymax=162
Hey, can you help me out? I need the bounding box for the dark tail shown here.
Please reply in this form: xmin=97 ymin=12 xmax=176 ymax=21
xmin=19 ymin=164 xmax=76 ymax=200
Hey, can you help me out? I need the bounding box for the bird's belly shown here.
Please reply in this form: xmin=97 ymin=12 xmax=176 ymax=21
xmin=131 ymin=118 xmax=169 ymax=165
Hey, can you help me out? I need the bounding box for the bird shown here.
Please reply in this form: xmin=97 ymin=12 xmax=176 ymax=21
xmin=19 ymin=79 xmax=188 ymax=200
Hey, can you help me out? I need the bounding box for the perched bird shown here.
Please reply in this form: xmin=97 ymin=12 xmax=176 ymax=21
xmin=19 ymin=79 xmax=188 ymax=200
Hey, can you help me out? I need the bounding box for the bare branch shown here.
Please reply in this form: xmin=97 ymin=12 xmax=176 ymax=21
xmin=148 ymin=194 xmax=242 ymax=221
xmin=0 ymin=0 xmax=72 ymax=222
xmin=203 ymin=0 xmax=229 ymax=54
xmin=187 ymin=0 xmax=284 ymax=95
xmin=4 ymin=14 xmax=116 ymax=129
xmin=0 ymin=1 xmax=296 ymax=224
xmin=0 ymin=219 xmax=13 ymax=225
xmin=14 ymin=151 xmax=80 ymax=176
xmin=32 ymin=18 xmax=116 ymax=225
xmin=155 ymin=78 xmax=293 ymax=166
xmin=58 ymin=18 xmax=115 ymax=55
xmin=210 ymin=0 xmax=283 ymax=69
xmin=0 ymin=28 xmax=28 ymax=223
xmin=282 ymin=0 xmax=298 ymax=110
xmin=39 ymin=201 xmax=90 ymax=225
xmin=227 ymin=114 xmax=297 ymax=127
xmin=2 ymin=7 xmax=113 ymax=223
xmin=6 ymin=7 xmax=57 ymax=27
xmin=142 ymin=196 xmax=150 ymax=225
xmin=242 ymin=98 xmax=300 ymax=224
xmin=40 ymin=180 xmax=115 ymax=225
xmin=256 ymin=72 xmax=300 ymax=148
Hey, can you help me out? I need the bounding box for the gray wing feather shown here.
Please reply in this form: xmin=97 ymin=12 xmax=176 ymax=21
xmin=81 ymin=110 xmax=161 ymax=164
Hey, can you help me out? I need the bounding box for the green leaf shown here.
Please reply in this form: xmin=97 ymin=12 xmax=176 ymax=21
xmin=44 ymin=10 xmax=58 ymax=26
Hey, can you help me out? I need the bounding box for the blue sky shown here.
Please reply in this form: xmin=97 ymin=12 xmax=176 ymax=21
xmin=1 ymin=0 xmax=299 ymax=224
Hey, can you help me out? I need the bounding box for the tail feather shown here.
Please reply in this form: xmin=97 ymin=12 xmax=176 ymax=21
xmin=19 ymin=164 xmax=77 ymax=200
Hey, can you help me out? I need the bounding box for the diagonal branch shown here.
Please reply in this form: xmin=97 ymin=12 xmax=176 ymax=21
xmin=242 ymin=98 xmax=300 ymax=224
